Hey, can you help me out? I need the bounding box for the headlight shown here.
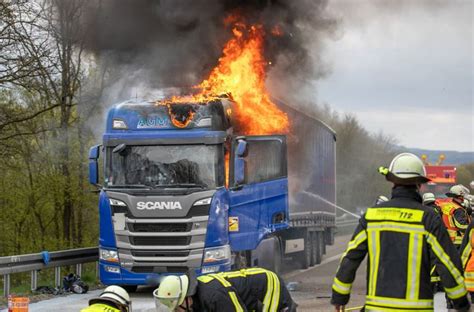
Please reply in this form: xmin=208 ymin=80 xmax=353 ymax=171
xmin=203 ymin=245 xmax=230 ymax=264
xmin=193 ymin=197 xmax=212 ymax=206
xmin=113 ymin=119 xmax=128 ymax=129
xmin=100 ymin=248 xmax=119 ymax=263
xmin=109 ymin=198 xmax=127 ymax=206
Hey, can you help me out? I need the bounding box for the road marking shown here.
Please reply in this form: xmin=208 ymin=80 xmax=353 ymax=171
xmin=284 ymin=252 xmax=343 ymax=279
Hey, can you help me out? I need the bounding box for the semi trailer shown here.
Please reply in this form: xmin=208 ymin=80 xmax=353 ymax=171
xmin=88 ymin=97 xmax=336 ymax=289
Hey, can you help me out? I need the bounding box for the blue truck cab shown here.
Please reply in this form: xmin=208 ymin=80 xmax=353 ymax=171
xmin=89 ymin=98 xmax=290 ymax=287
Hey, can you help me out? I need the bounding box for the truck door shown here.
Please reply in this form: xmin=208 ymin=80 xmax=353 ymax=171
xmin=228 ymin=135 xmax=289 ymax=251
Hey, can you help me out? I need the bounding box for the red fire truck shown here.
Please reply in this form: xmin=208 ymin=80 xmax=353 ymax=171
xmin=421 ymin=154 xmax=457 ymax=197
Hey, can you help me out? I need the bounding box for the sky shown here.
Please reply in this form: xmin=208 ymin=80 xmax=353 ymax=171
xmin=315 ymin=0 xmax=473 ymax=152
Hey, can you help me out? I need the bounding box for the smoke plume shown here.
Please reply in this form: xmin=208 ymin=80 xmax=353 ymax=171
xmin=75 ymin=0 xmax=338 ymax=105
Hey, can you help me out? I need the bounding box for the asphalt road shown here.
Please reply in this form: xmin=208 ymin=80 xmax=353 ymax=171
xmin=3 ymin=234 xmax=449 ymax=312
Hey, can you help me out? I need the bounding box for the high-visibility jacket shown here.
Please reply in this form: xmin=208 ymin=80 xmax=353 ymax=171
xmin=437 ymin=198 xmax=470 ymax=246
xmin=194 ymin=267 xmax=295 ymax=312
xmin=331 ymin=186 xmax=469 ymax=311
xmin=80 ymin=303 xmax=121 ymax=312
xmin=460 ymin=221 xmax=474 ymax=291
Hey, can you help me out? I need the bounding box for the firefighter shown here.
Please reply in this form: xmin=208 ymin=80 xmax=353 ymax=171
xmin=153 ymin=268 xmax=296 ymax=312
xmin=461 ymin=220 xmax=474 ymax=302
xmin=81 ymin=285 xmax=131 ymax=312
xmin=422 ymin=192 xmax=441 ymax=215
xmin=438 ymin=184 xmax=471 ymax=248
xmin=331 ymin=153 xmax=470 ymax=312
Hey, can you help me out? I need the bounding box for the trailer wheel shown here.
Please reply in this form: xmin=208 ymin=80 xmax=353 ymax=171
xmin=299 ymin=231 xmax=311 ymax=269
xmin=326 ymin=228 xmax=335 ymax=245
xmin=320 ymin=231 xmax=326 ymax=255
xmin=312 ymin=232 xmax=322 ymax=265
xmin=309 ymin=232 xmax=316 ymax=266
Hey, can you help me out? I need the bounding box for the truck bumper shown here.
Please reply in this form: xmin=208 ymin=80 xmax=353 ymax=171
xmin=99 ymin=260 xmax=231 ymax=286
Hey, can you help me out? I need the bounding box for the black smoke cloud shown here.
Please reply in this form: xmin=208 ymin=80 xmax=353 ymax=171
xmin=75 ymin=0 xmax=337 ymax=98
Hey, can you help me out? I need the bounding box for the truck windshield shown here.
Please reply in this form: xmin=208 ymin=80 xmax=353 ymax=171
xmin=105 ymin=144 xmax=223 ymax=189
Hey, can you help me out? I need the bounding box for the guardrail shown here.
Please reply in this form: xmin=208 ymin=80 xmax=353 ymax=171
xmin=0 ymin=247 xmax=98 ymax=297
xmin=336 ymin=219 xmax=360 ymax=228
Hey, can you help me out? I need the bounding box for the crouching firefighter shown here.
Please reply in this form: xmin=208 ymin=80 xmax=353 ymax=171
xmin=331 ymin=153 xmax=470 ymax=312
xmin=81 ymin=285 xmax=131 ymax=312
xmin=153 ymin=267 xmax=296 ymax=312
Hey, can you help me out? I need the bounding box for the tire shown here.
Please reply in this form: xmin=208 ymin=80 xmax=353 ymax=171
xmin=312 ymin=232 xmax=322 ymax=265
xmin=121 ymin=285 xmax=138 ymax=293
xmin=326 ymin=228 xmax=335 ymax=245
xmin=310 ymin=232 xmax=316 ymax=266
xmin=233 ymin=251 xmax=248 ymax=270
xmin=320 ymin=231 xmax=326 ymax=255
xmin=299 ymin=231 xmax=311 ymax=269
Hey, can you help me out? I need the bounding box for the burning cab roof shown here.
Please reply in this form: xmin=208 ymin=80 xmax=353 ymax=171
xmin=106 ymin=98 xmax=233 ymax=132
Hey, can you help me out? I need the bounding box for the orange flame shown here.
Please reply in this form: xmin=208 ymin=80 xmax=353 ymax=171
xmin=164 ymin=103 xmax=195 ymax=128
xmin=162 ymin=18 xmax=289 ymax=135
xmin=225 ymin=151 xmax=230 ymax=187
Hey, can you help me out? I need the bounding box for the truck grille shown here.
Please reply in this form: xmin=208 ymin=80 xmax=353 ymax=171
xmin=111 ymin=204 xmax=210 ymax=218
xmin=108 ymin=195 xmax=214 ymax=273
xmin=131 ymin=250 xmax=190 ymax=257
xmin=129 ymin=223 xmax=190 ymax=232
xmin=130 ymin=237 xmax=190 ymax=246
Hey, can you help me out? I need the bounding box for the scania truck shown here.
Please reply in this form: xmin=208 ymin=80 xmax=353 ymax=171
xmin=89 ymin=97 xmax=336 ymax=289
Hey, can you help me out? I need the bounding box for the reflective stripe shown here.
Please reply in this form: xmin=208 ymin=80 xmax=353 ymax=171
xmin=200 ymin=273 xmax=246 ymax=312
xmin=367 ymin=222 xmax=425 ymax=234
xmin=269 ymin=272 xmax=280 ymax=312
xmin=465 ymin=272 xmax=474 ymax=278
xmin=453 ymin=217 xmax=469 ymax=230
xmin=366 ymin=207 xmax=424 ymax=223
xmin=262 ymin=272 xmax=274 ymax=312
xmin=332 ymin=277 xmax=352 ymax=295
xmin=426 ymin=232 xmax=465 ymax=287
xmin=365 ymin=305 xmax=432 ymax=312
xmin=211 ymin=274 xmax=232 ymax=287
xmin=197 ymin=275 xmax=214 ymax=283
xmin=242 ymin=268 xmax=268 ymax=275
xmin=221 ymin=271 xmax=246 ymax=279
xmin=461 ymin=229 xmax=474 ymax=268
xmin=228 ymin=291 xmax=244 ymax=312
xmin=367 ymin=229 xmax=380 ymax=296
xmin=406 ymin=233 xmax=422 ymax=299
xmin=454 ymin=236 xmax=463 ymax=245
xmin=445 ymin=283 xmax=468 ymax=299
xmin=366 ymin=295 xmax=433 ymax=308
xmin=341 ymin=230 xmax=367 ymax=260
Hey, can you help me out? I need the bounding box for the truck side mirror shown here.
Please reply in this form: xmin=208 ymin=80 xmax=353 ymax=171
xmin=234 ymin=140 xmax=247 ymax=186
xmin=89 ymin=145 xmax=101 ymax=186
